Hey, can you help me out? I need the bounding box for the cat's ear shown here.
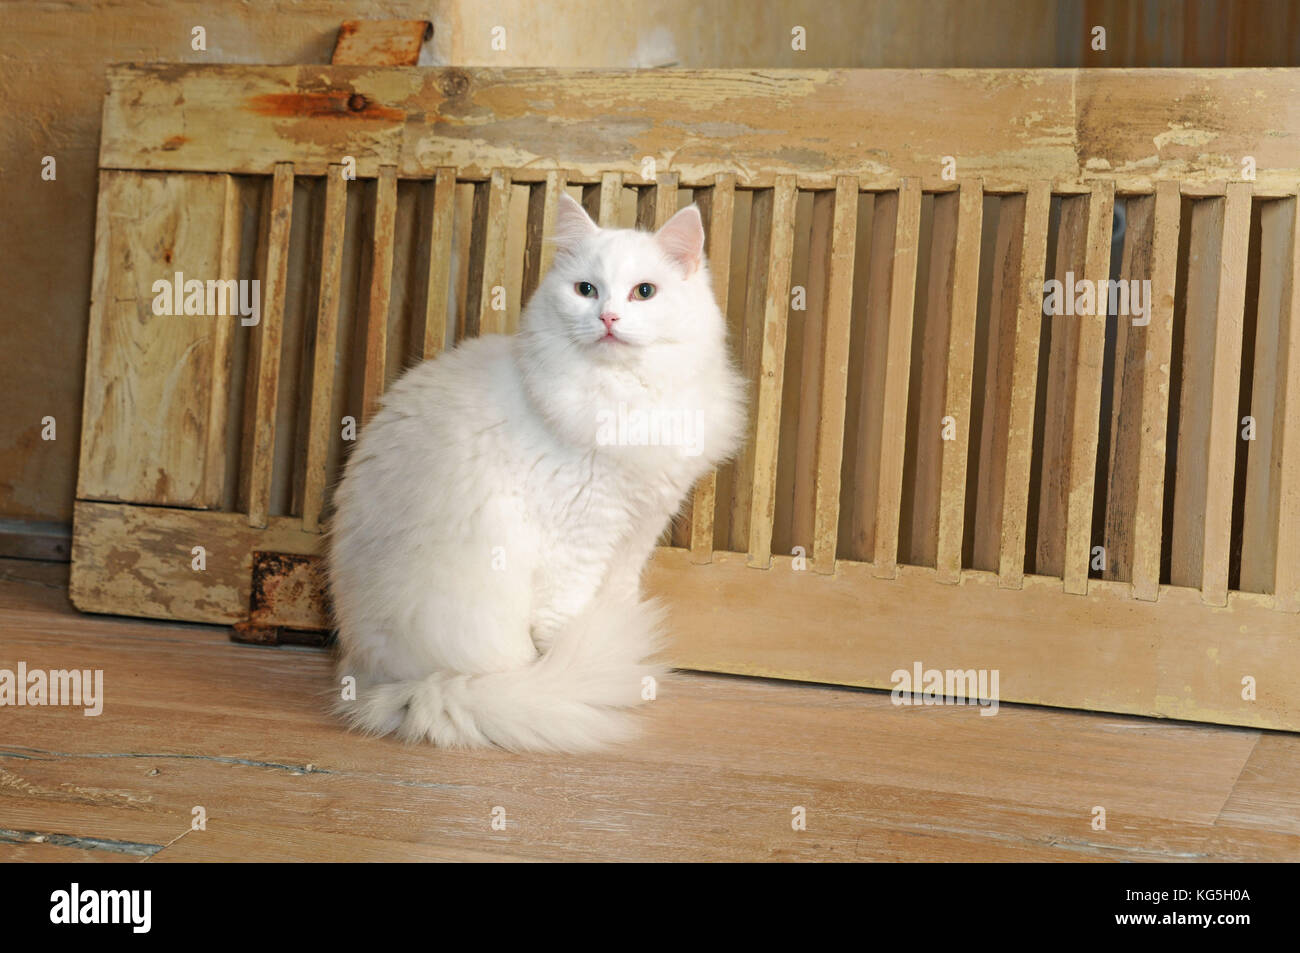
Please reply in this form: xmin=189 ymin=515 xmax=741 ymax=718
xmin=655 ymin=204 xmax=705 ymax=276
xmin=552 ymin=193 xmax=598 ymax=255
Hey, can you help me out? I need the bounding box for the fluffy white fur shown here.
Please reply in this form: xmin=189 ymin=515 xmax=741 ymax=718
xmin=328 ymin=194 xmax=746 ymax=752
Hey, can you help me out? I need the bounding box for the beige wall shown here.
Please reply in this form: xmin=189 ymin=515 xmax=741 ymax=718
xmin=2 ymin=0 xmax=1297 ymax=525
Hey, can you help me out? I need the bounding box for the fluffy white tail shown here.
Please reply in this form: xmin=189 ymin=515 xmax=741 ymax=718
xmin=337 ymin=593 xmax=668 ymax=753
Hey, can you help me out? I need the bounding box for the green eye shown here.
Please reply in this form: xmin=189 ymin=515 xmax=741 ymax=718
xmin=632 ymin=282 xmax=656 ymax=300
xmin=575 ymin=281 xmax=597 ymax=298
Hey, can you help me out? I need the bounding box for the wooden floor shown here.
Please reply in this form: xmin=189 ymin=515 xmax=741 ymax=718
xmin=0 ymin=557 xmax=1297 ymax=862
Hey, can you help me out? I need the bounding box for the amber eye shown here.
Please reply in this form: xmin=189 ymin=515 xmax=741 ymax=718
xmin=575 ymin=281 xmax=597 ymax=298
xmin=632 ymin=282 xmax=656 ymax=300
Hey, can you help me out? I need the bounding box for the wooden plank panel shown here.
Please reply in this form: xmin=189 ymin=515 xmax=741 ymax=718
xmin=689 ymin=173 xmax=735 ymax=564
xmin=646 ymin=549 xmax=1300 ymax=733
xmin=1063 ymin=181 xmax=1115 ymax=593
xmin=521 ymin=170 xmax=565 ymax=307
xmin=361 ymin=166 xmax=398 ymax=423
xmin=872 ymin=179 xmax=923 ymax=578
xmin=302 ymin=166 xmax=348 ymax=533
xmin=1131 ymin=181 xmax=1181 ymax=601
xmin=746 ymin=176 xmax=798 ymax=569
xmin=1276 ymin=195 xmax=1300 ymax=612
xmin=3 ymin=589 xmax=1286 ymax=862
xmin=809 ymin=178 xmax=859 ymax=573
xmin=1201 ymin=183 xmax=1252 ymax=606
xmin=246 ymin=163 xmax=295 ymax=529
xmin=422 ymin=167 xmax=457 ymax=359
xmin=936 ymin=180 xmax=984 ymax=582
xmin=998 ymin=182 xmax=1052 ymax=588
xmin=77 ymin=171 xmax=231 ymax=509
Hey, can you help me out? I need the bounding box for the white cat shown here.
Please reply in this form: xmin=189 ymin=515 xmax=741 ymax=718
xmin=328 ymin=193 xmax=746 ymax=752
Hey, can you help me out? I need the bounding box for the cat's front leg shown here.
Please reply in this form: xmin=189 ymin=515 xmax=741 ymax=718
xmin=601 ymin=509 xmax=675 ymax=601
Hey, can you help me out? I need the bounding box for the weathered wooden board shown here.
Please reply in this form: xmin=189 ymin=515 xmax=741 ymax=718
xmin=101 ymin=67 xmax=1300 ymax=192
xmin=67 ymin=497 xmax=1300 ymax=732
xmin=644 ymin=549 xmax=1300 ymax=733
xmin=77 ymin=171 xmax=234 ymax=509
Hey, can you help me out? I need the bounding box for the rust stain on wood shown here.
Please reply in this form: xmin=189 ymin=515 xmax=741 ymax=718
xmin=232 ymin=551 xmax=331 ymax=646
xmin=331 ymin=19 xmax=431 ymax=67
xmin=246 ymin=91 xmax=404 ymax=123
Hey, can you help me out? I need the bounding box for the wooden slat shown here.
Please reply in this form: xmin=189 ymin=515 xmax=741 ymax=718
xmin=202 ymin=175 xmax=240 ymax=509
xmin=935 ymin=180 xmax=984 ymax=582
xmin=597 ymin=171 xmax=623 ymax=227
xmin=688 ymin=173 xmax=735 ymax=564
xmin=361 ymin=165 xmax=398 ymax=423
xmin=1275 ymin=194 xmax=1300 ymax=612
xmin=1034 ymin=195 xmax=1089 ymax=579
xmin=1130 ymin=182 xmax=1180 ymax=601
xmin=1239 ymin=199 xmax=1294 ymax=596
xmin=843 ymin=193 xmax=895 ymax=561
xmin=1201 ymin=182 xmax=1252 ymax=606
xmin=902 ymin=192 xmax=955 ymax=567
xmin=809 ymin=177 xmax=860 ymax=573
xmin=997 ymin=182 xmax=1051 ymax=588
xmin=746 ymin=176 xmax=798 ymax=569
xmin=301 ymin=166 xmax=348 ymax=533
xmin=1169 ymin=195 xmax=1225 ymax=589
xmin=871 ymin=179 xmax=922 ymax=579
xmin=730 ymin=188 xmax=774 ymax=551
xmin=246 ymin=162 xmax=295 ymax=529
xmin=1063 ymin=181 xmax=1115 ymax=593
xmin=422 ymin=167 xmax=457 ymax=359
xmin=521 ymin=170 xmax=565 ymax=306
xmin=969 ymin=194 xmax=1026 ymax=571
xmin=1101 ymin=194 xmax=1150 ymax=585
xmin=470 ymin=169 xmax=512 ymax=336
xmin=636 ymin=171 xmax=679 ymax=230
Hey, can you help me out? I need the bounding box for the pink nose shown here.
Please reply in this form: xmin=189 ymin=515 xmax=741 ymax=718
xmin=600 ymin=312 xmax=619 ymax=330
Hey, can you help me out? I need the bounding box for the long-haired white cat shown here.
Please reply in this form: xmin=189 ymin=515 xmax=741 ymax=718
xmin=328 ymin=194 xmax=745 ymax=752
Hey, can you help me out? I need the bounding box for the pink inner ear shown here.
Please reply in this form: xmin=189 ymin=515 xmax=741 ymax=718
xmin=655 ymin=205 xmax=705 ymax=275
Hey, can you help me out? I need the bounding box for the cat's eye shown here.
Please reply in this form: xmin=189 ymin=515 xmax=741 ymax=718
xmin=574 ymin=281 xmax=597 ymax=298
xmin=632 ymin=282 xmax=656 ymax=300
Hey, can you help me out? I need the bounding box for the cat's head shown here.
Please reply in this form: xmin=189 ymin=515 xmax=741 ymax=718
xmin=522 ymin=193 xmax=724 ymax=368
